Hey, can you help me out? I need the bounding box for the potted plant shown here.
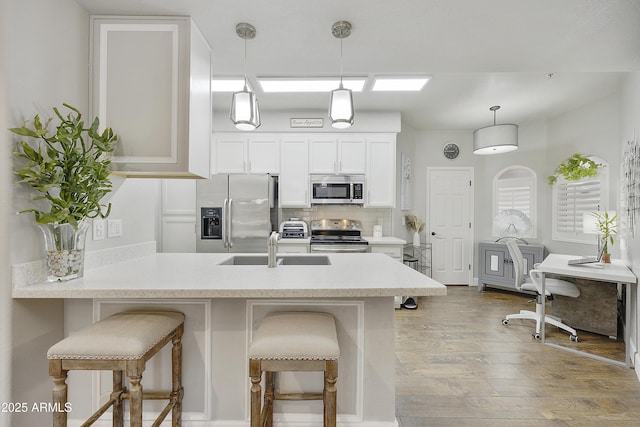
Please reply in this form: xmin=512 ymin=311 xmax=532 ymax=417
xmin=548 ymin=153 xmax=604 ymax=185
xmin=404 ymin=213 xmax=424 ymax=248
xmin=590 ymin=211 xmax=617 ymax=263
xmin=10 ymin=103 xmax=117 ymax=281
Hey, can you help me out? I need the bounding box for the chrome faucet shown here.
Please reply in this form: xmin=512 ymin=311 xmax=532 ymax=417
xmin=268 ymin=231 xmax=280 ymax=268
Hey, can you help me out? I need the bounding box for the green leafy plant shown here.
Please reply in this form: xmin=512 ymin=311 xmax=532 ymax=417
xmin=548 ymin=153 xmax=603 ymax=185
xmin=591 ymin=211 xmax=617 ymax=254
xmin=10 ymin=103 xmax=117 ymax=227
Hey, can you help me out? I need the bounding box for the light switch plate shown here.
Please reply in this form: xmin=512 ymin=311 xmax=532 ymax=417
xmin=93 ymin=219 xmax=105 ymax=240
xmin=107 ymin=219 xmax=122 ymax=238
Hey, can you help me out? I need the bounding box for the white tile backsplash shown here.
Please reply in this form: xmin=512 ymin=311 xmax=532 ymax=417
xmin=281 ymin=207 xmax=392 ymax=236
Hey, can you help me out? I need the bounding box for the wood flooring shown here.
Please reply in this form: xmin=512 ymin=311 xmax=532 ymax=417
xmin=394 ymin=286 xmax=640 ymax=426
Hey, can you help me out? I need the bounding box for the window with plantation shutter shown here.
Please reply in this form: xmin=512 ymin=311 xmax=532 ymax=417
xmin=497 ymin=182 xmax=531 ymax=217
xmin=492 ymin=166 xmax=537 ymax=238
xmin=552 ymin=157 xmax=609 ymax=244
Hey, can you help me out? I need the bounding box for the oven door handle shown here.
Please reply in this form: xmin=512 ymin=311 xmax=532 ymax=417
xmin=311 ymin=246 xmax=368 ymax=253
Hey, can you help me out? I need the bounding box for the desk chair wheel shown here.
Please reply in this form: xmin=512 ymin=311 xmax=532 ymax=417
xmin=501 ymin=319 xmax=509 ymax=325
xmin=570 ymin=334 xmax=579 ymax=342
xmin=532 ymin=333 xmax=541 ymax=340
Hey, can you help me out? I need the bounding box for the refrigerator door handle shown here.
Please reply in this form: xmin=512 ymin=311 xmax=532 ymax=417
xmin=222 ymin=198 xmax=228 ymax=248
xmin=228 ymin=198 xmax=233 ymax=248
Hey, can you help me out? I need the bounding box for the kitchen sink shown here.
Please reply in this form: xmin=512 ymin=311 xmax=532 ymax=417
xmin=218 ymin=255 xmax=269 ymax=265
xmin=277 ymin=255 xmax=331 ymax=265
xmin=217 ymin=255 xmax=330 ymax=266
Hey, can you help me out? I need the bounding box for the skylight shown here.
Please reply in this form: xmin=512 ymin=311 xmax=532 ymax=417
xmin=212 ymin=76 xmax=431 ymax=93
xmin=257 ymin=77 xmax=366 ymax=93
xmin=371 ymin=77 xmax=431 ymax=92
xmin=211 ymin=78 xmax=248 ymax=92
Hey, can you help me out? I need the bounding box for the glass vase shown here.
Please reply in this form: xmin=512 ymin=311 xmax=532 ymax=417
xmin=38 ymin=220 xmax=90 ymax=282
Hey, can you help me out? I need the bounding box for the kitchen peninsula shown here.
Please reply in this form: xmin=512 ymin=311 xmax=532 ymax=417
xmin=13 ymin=252 xmax=446 ymax=426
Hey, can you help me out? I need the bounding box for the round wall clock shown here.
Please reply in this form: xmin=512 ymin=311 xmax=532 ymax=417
xmin=443 ymin=142 xmax=460 ymax=159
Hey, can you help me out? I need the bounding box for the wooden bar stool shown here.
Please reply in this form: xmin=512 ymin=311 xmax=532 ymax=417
xmin=47 ymin=310 xmax=185 ymax=427
xmin=248 ymin=311 xmax=340 ymax=427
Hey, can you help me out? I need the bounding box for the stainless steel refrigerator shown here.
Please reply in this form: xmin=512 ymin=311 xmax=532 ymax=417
xmin=196 ymin=174 xmax=278 ymax=253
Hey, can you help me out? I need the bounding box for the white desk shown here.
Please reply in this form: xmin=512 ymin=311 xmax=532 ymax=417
xmin=537 ymin=254 xmax=637 ymax=367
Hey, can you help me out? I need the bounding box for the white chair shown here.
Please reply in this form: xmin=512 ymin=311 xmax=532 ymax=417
xmin=502 ymin=240 xmax=580 ymax=341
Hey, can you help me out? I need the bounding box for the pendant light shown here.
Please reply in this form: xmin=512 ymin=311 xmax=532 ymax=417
xmin=230 ymin=23 xmax=261 ymax=131
xmin=473 ymin=106 xmax=518 ymax=155
xmin=329 ymin=21 xmax=354 ymax=129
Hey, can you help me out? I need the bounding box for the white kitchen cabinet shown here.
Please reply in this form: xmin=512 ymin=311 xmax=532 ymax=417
xmin=209 ymin=132 xmax=396 ymax=209
xmin=279 ymin=137 xmax=310 ymax=207
xmin=248 ymin=137 xmax=280 ymax=174
xmin=90 ymin=16 xmax=212 ymax=178
xmin=277 ymin=239 xmax=310 ymax=253
xmin=215 ymin=136 xmax=246 ymax=174
xmin=308 ymin=137 xmax=366 ymax=174
xmin=366 ymin=135 xmax=396 ymax=207
xmin=369 ymin=244 xmax=403 ymax=261
xmin=339 ymin=137 xmax=367 ymax=174
xmin=214 ymin=134 xmax=280 ymax=174
xmin=365 ymin=237 xmax=405 ymax=262
xmin=160 ymin=179 xmax=196 ymax=252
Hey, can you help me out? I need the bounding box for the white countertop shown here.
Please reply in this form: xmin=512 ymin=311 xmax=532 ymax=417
xmin=12 ymin=252 xmax=446 ymax=299
xmin=538 ymin=254 xmax=637 ymax=284
xmin=363 ymin=236 xmax=407 ymax=245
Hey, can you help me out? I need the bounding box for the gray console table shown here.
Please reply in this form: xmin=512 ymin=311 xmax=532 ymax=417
xmin=478 ymin=241 xmax=545 ymax=292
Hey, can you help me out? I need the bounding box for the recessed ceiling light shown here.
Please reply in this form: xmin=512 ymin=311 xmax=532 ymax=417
xmin=371 ymin=76 xmax=431 ymax=92
xmin=211 ymin=78 xmax=246 ymax=92
xmin=257 ymin=77 xmax=366 ymax=93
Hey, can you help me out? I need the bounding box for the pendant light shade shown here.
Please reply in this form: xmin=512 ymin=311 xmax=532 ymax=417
xmin=473 ymin=106 xmax=518 ymax=155
xmin=231 ymin=83 xmax=261 ymax=131
xmin=329 ymin=21 xmax=354 ymax=129
xmin=329 ymin=84 xmax=354 ymax=129
xmin=230 ymin=23 xmax=261 ymax=131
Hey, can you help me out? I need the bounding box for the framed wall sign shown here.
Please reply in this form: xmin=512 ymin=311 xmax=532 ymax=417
xmin=290 ymin=118 xmax=324 ymax=128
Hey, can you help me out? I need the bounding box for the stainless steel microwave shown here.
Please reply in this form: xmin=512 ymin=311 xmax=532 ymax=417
xmin=310 ymin=174 xmax=365 ymax=205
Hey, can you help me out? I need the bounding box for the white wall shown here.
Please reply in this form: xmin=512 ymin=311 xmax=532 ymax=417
xmin=85 ymin=177 xmax=161 ymax=252
xmin=4 ymin=1 xmax=162 ymax=425
xmin=213 ymin=109 xmax=401 ymax=133
xmin=5 ymin=1 xmax=87 ymax=424
xmin=393 ymin=123 xmax=418 ymax=241
xmin=620 ymin=72 xmax=640 ymax=377
xmin=0 ymin=0 xmax=11 ymax=424
xmin=7 ymin=0 xmax=90 ymax=264
xmin=544 ymin=92 xmax=622 ymax=254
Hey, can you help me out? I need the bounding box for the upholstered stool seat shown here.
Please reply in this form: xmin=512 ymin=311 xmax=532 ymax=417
xmin=248 ymin=311 xmax=339 ymax=427
xmin=47 ymin=310 xmax=185 ymax=427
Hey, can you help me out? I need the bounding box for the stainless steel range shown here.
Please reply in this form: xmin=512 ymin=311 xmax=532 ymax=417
xmin=309 ymin=219 xmax=369 ymax=253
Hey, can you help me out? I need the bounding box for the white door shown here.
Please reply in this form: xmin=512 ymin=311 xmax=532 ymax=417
xmin=427 ymin=168 xmax=473 ymax=285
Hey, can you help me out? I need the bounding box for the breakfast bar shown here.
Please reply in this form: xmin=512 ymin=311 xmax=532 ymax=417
xmin=13 ymin=252 xmax=446 ymax=426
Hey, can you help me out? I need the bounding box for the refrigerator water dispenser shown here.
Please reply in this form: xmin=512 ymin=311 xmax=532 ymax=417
xmin=201 ymin=207 xmax=222 ymax=239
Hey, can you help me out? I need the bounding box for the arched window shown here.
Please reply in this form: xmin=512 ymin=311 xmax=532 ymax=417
xmin=492 ymin=166 xmax=537 ymax=239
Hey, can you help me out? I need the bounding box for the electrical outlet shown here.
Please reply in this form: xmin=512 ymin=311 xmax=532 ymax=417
xmin=107 ymin=219 xmax=122 ymax=238
xmin=93 ymin=219 xmax=105 ymax=241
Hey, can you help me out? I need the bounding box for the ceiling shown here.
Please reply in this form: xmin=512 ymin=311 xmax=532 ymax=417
xmin=74 ymin=0 xmax=640 ymax=130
